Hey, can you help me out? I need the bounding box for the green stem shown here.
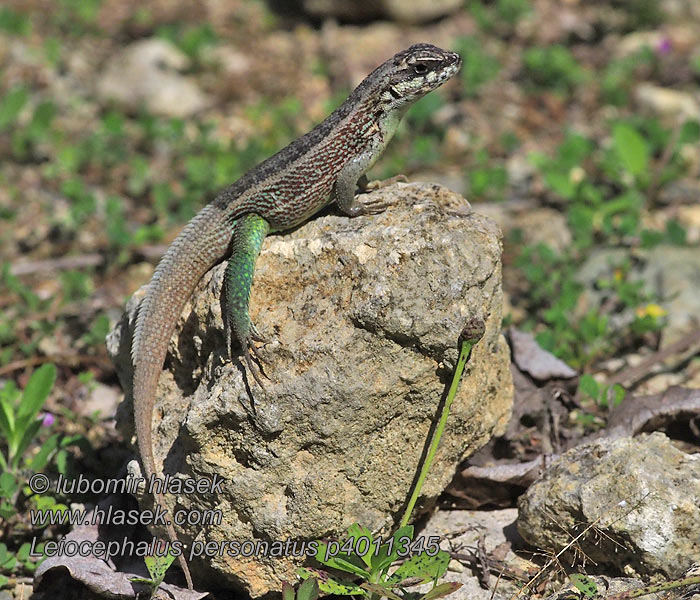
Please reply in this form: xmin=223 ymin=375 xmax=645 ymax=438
xmin=400 ymin=337 xmax=478 ymax=529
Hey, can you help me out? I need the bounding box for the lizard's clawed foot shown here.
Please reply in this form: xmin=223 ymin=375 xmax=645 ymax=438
xmin=249 ymin=322 xmax=269 ymax=344
xmin=357 ymin=197 xmax=390 ymax=215
xmin=245 ymin=337 xmax=271 ymax=390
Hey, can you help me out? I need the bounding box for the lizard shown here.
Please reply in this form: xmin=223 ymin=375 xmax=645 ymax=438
xmin=130 ymin=43 xmax=462 ymax=590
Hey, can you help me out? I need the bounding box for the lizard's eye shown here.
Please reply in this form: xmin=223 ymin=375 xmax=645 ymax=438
xmin=413 ymin=63 xmax=428 ymax=75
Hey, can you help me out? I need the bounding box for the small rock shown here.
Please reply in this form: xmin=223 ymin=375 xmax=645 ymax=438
xmin=510 ymin=207 xmax=573 ymax=253
xmin=475 ymin=203 xmax=572 ymax=254
xmin=302 ymin=0 xmax=462 ymax=23
xmin=635 ymin=83 xmax=700 ymax=120
xmin=421 ymin=508 xmax=527 ymax=600
xmin=80 ymin=383 xmax=121 ymax=418
xmin=518 ymin=432 xmax=700 ymax=578
xmin=96 ymin=38 xmax=212 ymax=117
xmin=615 ymin=31 xmax=667 ymax=57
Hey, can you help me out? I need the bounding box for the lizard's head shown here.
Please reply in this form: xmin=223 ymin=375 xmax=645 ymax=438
xmin=378 ymin=43 xmax=462 ymax=108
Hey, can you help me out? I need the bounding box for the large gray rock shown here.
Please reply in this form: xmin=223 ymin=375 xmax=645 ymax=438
xmin=109 ymin=183 xmax=513 ymax=595
xmin=96 ymin=38 xmax=211 ymax=117
xmin=518 ymin=433 xmax=700 ymax=578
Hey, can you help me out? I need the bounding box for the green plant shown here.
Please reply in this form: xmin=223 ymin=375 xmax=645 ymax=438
xmin=401 ymin=330 xmax=482 ymax=528
xmin=514 ymin=243 xmax=665 ymax=369
xmin=600 ymin=48 xmax=655 ymax=106
xmin=0 ymin=364 xmax=56 ymax=473
xmin=156 ymin=23 xmax=219 ymax=62
xmin=692 ymin=52 xmax=700 ymax=77
xmin=300 ymin=524 xmax=459 ymax=600
xmin=283 ymin=577 xmax=319 ymax=600
xmin=522 ymin=45 xmax=586 ymax=93
xmin=468 ymin=0 xmax=531 ymax=35
xmin=80 ymin=314 xmax=111 ymax=348
xmin=298 ymin=332 xmax=482 ymax=600
xmin=0 ymin=7 xmax=30 ymax=36
xmin=0 ymin=86 xmax=28 ymax=133
xmin=130 ymin=549 xmax=178 ymax=595
xmin=454 ymin=37 xmax=500 ymax=96
xmin=0 ymin=365 xmax=77 ymax=583
xmin=53 ymin=0 xmax=102 ymax=34
xmin=0 ymin=541 xmax=41 ymax=586
xmin=577 ymin=375 xmax=625 ymax=410
xmin=621 ymin=0 xmax=664 ymax=30
xmin=467 ymin=148 xmax=508 ymax=201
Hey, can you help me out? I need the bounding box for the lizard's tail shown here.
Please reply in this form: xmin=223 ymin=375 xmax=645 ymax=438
xmin=131 ymin=204 xmax=232 ymax=590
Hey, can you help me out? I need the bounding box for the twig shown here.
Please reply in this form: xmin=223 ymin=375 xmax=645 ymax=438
xmin=605 ymin=575 xmax=700 ymax=600
xmin=606 ymin=325 xmax=700 ymax=386
xmin=0 ymin=354 xmax=112 ymax=377
xmin=10 ymin=253 xmax=104 ymax=276
xmin=476 ymin=534 xmax=491 ymax=589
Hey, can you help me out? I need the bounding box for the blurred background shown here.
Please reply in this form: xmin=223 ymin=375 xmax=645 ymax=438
xmin=1 ymin=0 xmax=700 ymax=592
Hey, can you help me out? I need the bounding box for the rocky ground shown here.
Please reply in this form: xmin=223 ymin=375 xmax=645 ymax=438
xmin=1 ymin=1 xmax=699 ymax=599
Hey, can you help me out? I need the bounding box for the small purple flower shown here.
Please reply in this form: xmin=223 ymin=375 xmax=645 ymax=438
xmin=656 ymin=36 xmax=672 ymax=55
xmin=41 ymin=413 xmax=55 ymax=427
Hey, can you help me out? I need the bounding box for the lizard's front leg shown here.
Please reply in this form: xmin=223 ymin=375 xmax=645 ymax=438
xmin=335 ymin=151 xmax=390 ymax=217
xmin=223 ymin=213 xmax=270 ymax=388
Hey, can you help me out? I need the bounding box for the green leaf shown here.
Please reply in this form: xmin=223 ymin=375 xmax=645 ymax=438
xmin=17 ymin=364 xmax=56 ymax=424
xmin=609 ymin=384 xmax=626 ymax=408
xmin=297 ymin=567 xmax=365 ymax=596
xmin=144 ymin=550 xmax=176 ymax=585
xmin=296 ymin=576 xmax=320 ymax=600
xmin=282 ymin=581 xmax=296 ymax=600
xmin=313 ymin=541 xmax=368 ymax=578
xmin=55 ymin=449 xmax=68 ymax=474
xmin=12 ymin=418 xmax=42 ymax=469
xmin=679 ymin=120 xmax=700 ymax=144
xmin=0 ymin=543 xmax=16 ymax=570
xmin=16 ymin=542 xmax=31 ymax=562
xmin=387 ymin=551 xmax=450 ymax=585
xmin=0 ymin=389 xmax=16 ymax=442
xmin=0 ymin=501 xmax=16 ymax=520
xmin=419 ymin=582 xmax=462 ymax=600
xmin=0 ymin=86 xmax=28 ymax=131
xmin=347 ymin=523 xmax=374 ymax=567
xmin=27 ymin=433 xmax=60 ymax=471
xmin=372 ymin=525 xmax=414 ymax=572
xmin=544 ymin=171 xmax=576 ymax=199
xmin=612 ymin=123 xmax=649 ymax=176
xmin=570 ymin=573 xmax=598 ymax=598
xmin=666 ymin=220 xmax=687 ymax=246
xmin=0 ymin=472 xmax=18 ymax=499
xmin=578 ymin=375 xmax=599 ymax=401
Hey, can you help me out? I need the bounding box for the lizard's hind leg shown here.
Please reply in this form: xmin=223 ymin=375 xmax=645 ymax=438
xmin=223 ymin=213 xmax=271 ymax=388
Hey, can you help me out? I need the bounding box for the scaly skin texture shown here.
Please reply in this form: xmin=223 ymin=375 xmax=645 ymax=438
xmin=130 ymin=43 xmax=461 ymax=590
